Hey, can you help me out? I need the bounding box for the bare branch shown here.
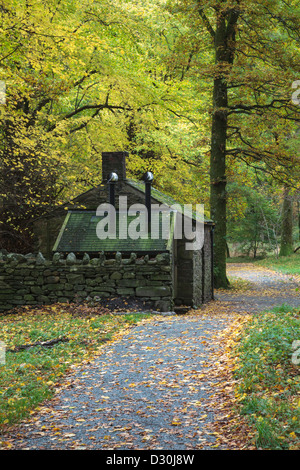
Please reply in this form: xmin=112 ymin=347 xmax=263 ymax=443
xmin=198 ymin=8 xmax=215 ymax=39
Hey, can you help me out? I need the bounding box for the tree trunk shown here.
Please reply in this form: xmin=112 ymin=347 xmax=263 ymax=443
xmin=210 ymin=74 xmax=228 ymax=287
xmin=209 ymin=7 xmax=239 ymax=288
xmin=297 ymin=201 xmax=300 ymax=240
xmin=279 ymin=187 xmax=294 ymax=256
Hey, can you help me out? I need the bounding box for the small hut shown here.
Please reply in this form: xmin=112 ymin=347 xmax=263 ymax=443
xmin=34 ymin=152 xmax=214 ymax=307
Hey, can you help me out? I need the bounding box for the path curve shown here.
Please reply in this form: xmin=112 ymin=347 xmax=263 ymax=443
xmin=3 ymin=263 xmax=300 ymax=450
xmin=217 ymin=263 xmax=300 ymax=313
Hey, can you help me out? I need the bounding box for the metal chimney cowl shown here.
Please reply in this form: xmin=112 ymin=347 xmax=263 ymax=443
xmin=107 ymin=172 xmax=118 ymax=207
xmin=143 ymin=171 xmax=154 ymax=232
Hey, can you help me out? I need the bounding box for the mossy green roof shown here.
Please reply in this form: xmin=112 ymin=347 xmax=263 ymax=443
xmin=53 ymin=210 xmax=175 ymax=253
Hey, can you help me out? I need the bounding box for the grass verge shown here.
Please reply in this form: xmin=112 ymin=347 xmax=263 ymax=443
xmin=234 ymin=305 xmax=300 ymax=449
xmin=0 ymin=304 xmax=152 ymax=430
xmin=256 ymin=253 xmax=300 ymax=277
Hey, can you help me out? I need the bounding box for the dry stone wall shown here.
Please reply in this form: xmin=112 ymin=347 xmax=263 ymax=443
xmin=0 ymin=251 xmax=173 ymax=313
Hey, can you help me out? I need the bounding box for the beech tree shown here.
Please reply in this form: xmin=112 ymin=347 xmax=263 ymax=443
xmin=279 ymin=186 xmax=294 ymax=256
xmin=167 ymin=0 xmax=300 ymax=286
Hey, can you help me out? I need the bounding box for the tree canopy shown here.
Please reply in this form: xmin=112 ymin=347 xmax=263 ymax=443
xmin=0 ymin=0 xmax=299 ymax=271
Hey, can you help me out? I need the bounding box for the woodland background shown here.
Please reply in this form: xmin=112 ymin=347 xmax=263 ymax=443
xmin=0 ymin=0 xmax=299 ymax=287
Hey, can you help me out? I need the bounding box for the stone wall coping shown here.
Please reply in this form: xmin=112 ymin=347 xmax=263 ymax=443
xmin=0 ymin=251 xmax=171 ymax=267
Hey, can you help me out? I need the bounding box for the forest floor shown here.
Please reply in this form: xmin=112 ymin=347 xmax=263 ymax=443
xmin=1 ymin=263 xmax=300 ymax=451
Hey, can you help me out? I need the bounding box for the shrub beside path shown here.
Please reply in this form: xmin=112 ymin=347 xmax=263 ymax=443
xmin=3 ymin=263 xmax=300 ymax=450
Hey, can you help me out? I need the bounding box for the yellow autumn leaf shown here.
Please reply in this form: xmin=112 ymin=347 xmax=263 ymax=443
xmin=171 ymin=419 xmax=182 ymax=426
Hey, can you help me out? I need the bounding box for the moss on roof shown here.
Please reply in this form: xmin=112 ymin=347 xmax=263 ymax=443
xmin=126 ymin=180 xmax=213 ymax=224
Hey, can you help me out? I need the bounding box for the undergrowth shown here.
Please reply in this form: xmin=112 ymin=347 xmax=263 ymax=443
xmin=234 ymin=305 xmax=300 ymax=449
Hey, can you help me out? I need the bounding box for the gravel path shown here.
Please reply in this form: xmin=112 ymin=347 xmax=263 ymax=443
xmin=4 ymin=263 xmax=300 ymax=450
xmin=218 ymin=263 xmax=300 ymax=312
xmin=6 ymin=315 xmax=230 ymax=450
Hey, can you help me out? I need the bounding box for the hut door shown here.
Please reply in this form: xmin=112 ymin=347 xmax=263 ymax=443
xmin=174 ymin=239 xmax=193 ymax=306
xmin=173 ymin=240 xmax=178 ymax=300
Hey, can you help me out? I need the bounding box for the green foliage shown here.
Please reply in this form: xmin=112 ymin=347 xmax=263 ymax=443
xmin=227 ymin=180 xmax=282 ymax=257
xmin=0 ymin=0 xmax=213 ymax=251
xmin=0 ymin=0 xmax=299 ymax=259
xmin=167 ymin=0 xmax=300 ymax=286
